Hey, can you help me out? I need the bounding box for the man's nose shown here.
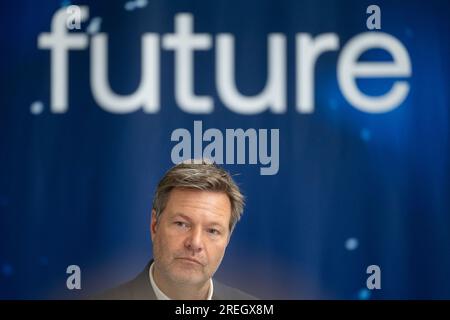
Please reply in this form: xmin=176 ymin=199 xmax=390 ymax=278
xmin=184 ymin=227 xmax=204 ymax=253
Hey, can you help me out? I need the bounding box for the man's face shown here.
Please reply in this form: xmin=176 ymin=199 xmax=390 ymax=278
xmin=151 ymin=188 xmax=231 ymax=287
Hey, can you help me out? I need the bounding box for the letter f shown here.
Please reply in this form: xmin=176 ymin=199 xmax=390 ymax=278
xmin=38 ymin=6 xmax=89 ymax=113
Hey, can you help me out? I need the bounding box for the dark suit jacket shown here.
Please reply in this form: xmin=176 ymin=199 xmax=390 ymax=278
xmin=97 ymin=260 xmax=256 ymax=300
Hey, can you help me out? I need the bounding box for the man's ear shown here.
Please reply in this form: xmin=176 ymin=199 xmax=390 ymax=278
xmin=150 ymin=209 xmax=158 ymax=242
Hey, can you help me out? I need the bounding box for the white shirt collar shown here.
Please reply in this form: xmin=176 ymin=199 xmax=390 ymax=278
xmin=149 ymin=261 xmax=214 ymax=300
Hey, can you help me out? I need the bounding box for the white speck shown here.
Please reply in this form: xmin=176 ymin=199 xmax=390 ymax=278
xmin=125 ymin=0 xmax=148 ymax=11
xmin=87 ymin=17 xmax=102 ymax=34
xmin=135 ymin=0 xmax=148 ymax=8
xmin=30 ymin=101 xmax=44 ymax=115
xmin=345 ymin=237 xmax=359 ymax=251
xmin=124 ymin=1 xmax=136 ymax=11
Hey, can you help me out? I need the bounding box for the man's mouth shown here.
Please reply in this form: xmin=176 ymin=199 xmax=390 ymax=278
xmin=176 ymin=257 xmax=204 ymax=266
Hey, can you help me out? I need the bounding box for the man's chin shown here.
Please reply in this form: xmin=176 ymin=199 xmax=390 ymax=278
xmin=168 ymin=267 xmax=207 ymax=285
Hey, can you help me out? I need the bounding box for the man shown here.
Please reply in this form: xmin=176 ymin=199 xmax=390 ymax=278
xmin=100 ymin=160 xmax=256 ymax=300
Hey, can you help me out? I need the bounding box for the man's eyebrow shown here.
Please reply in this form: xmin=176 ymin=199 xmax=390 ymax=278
xmin=172 ymin=213 xmax=192 ymax=221
xmin=172 ymin=213 xmax=226 ymax=229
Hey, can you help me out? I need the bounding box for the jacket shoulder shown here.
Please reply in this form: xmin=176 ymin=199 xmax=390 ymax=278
xmin=93 ymin=281 xmax=137 ymax=300
xmin=92 ymin=263 xmax=156 ymax=300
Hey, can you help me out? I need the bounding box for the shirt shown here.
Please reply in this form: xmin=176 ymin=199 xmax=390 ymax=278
xmin=149 ymin=261 xmax=214 ymax=300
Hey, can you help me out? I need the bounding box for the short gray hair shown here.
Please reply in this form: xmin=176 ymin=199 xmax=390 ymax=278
xmin=152 ymin=160 xmax=245 ymax=232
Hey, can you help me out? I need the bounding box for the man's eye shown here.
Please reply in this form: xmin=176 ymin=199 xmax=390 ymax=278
xmin=174 ymin=221 xmax=188 ymax=228
xmin=208 ymin=228 xmax=220 ymax=235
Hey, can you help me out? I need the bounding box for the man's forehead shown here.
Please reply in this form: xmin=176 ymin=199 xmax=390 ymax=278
xmin=167 ymin=188 xmax=230 ymax=204
xmin=165 ymin=188 xmax=231 ymax=219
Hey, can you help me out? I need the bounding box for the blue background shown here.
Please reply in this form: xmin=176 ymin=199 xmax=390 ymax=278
xmin=0 ymin=0 xmax=449 ymax=299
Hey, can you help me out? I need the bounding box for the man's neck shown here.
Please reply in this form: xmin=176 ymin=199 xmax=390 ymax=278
xmin=152 ymin=264 xmax=211 ymax=300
